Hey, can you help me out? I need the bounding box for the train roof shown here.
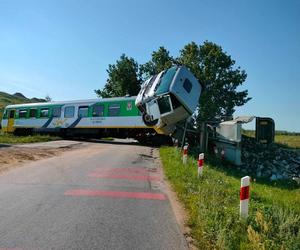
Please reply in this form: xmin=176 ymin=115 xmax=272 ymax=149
xmin=5 ymin=96 xmax=137 ymax=109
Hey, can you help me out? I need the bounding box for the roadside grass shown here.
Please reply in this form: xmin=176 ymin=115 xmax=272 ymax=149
xmin=0 ymin=133 xmax=61 ymax=144
xmin=160 ymin=147 xmax=300 ymax=250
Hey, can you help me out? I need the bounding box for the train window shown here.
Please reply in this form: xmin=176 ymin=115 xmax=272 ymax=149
xmin=78 ymin=106 xmax=89 ymax=118
xmin=40 ymin=108 xmax=49 ymax=118
xmin=183 ymin=79 xmax=192 ymax=93
xmin=108 ymin=104 xmax=120 ymax=116
xmin=19 ymin=109 xmax=27 ymax=118
xmin=92 ymin=105 xmax=104 ymax=117
xmin=52 ymin=107 xmax=61 ymax=117
xmin=156 ymin=67 xmax=177 ymax=95
xmin=157 ymin=96 xmax=172 ymax=114
xmin=29 ymin=109 xmax=37 ymax=118
xmin=64 ymin=106 xmax=74 ymax=118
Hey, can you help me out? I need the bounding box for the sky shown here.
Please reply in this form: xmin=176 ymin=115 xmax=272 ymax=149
xmin=0 ymin=0 xmax=299 ymax=131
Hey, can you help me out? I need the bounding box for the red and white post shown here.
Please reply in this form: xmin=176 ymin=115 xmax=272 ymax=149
xmin=182 ymin=145 xmax=188 ymax=165
xmin=198 ymin=153 xmax=204 ymax=177
xmin=240 ymin=176 xmax=250 ymax=219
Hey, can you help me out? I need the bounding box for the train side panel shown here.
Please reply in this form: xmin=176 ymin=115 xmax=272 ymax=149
xmin=1 ymin=97 xmax=149 ymax=136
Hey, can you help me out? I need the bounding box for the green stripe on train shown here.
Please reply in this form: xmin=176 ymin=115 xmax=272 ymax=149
xmin=2 ymin=98 xmax=141 ymax=119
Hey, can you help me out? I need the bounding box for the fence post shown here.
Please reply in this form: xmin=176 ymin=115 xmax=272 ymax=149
xmin=183 ymin=144 xmax=188 ymax=165
xmin=198 ymin=153 xmax=204 ymax=177
xmin=240 ymin=176 xmax=250 ymax=219
xmin=199 ymin=122 xmax=205 ymax=152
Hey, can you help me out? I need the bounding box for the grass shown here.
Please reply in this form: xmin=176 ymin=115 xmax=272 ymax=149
xmin=160 ymin=147 xmax=300 ymax=250
xmin=242 ymin=130 xmax=300 ymax=149
xmin=275 ymin=135 xmax=300 ymax=149
xmin=0 ymin=133 xmax=61 ymax=144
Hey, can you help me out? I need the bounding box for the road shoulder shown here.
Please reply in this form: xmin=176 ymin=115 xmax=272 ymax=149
xmin=154 ymin=148 xmax=197 ymax=250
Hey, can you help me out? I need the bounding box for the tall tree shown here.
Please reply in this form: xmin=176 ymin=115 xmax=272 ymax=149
xmin=178 ymin=41 xmax=251 ymax=123
xmin=45 ymin=95 xmax=52 ymax=102
xmin=140 ymin=46 xmax=174 ymax=79
xmin=95 ymin=54 xmax=141 ymax=98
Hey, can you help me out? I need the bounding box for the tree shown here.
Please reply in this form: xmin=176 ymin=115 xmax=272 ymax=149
xmin=178 ymin=41 xmax=251 ymax=123
xmin=95 ymin=54 xmax=141 ymax=98
xmin=140 ymin=46 xmax=175 ymax=79
xmin=94 ymin=42 xmax=250 ymax=125
xmin=45 ymin=95 xmax=52 ymax=102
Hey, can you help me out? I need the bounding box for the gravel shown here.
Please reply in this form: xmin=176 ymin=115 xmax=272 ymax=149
xmin=239 ymin=136 xmax=300 ymax=180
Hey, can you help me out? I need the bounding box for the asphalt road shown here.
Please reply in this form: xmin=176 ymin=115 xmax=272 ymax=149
xmin=0 ymin=140 xmax=188 ymax=250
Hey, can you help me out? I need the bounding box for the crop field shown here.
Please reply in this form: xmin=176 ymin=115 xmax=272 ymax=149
xmin=275 ymin=135 xmax=300 ymax=149
xmin=243 ymin=130 xmax=300 ymax=149
xmin=160 ymin=147 xmax=300 ymax=249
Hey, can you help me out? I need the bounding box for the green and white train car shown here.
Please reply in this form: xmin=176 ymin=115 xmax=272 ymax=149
xmin=1 ymin=96 xmax=170 ymax=143
xmin=2 ymin=66 xmax=201 ymax=144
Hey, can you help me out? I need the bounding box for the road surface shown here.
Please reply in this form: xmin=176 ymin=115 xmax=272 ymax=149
xmin=0 ymin=140 xmax=188 ymax=250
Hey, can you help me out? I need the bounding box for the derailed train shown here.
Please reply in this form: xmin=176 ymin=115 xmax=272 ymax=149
xmin=1 ymin=66 xmax=202 ymax=144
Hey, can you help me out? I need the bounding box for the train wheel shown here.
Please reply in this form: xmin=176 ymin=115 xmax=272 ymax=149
xmin=142 ymin=113 xmax=158 ymax=126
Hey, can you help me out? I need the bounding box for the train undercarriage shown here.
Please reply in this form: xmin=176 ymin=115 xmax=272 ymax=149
xmin=13 ymin=127 xmax=173 ymax=146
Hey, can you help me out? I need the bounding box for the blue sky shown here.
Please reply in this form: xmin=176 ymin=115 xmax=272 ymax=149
xmin=0 ymin=0 xmax=299 ymax=131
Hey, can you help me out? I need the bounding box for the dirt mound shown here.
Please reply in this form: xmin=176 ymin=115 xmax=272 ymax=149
xmin=0 ymin=146 xmax=71 ymax=174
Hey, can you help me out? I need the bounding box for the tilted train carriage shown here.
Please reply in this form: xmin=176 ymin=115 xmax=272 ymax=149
xmin=1 ymin=96 xmax=171 ymax=144
xmin=1 ymin=65 xmax=201 ymax=145
xmin=135 ymin=65 xmax=202 ymax=134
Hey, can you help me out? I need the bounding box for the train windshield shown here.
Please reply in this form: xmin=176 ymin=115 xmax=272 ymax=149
xmin=155 ymin=66 xmax=177 ymax=96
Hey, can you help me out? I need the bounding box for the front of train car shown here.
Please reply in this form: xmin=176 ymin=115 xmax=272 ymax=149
xmin=135 ymin=66 xmax=202 ymax=135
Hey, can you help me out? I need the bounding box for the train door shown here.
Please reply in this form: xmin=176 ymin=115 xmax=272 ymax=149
xmin=7 ymin=109 xmax=16 ymax=133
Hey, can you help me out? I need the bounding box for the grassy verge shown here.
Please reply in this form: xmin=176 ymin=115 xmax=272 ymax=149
xmin=160 ymin=147 xmax=300 ymax=250
xmin=0 ymin=133 xmax=61 ymax=144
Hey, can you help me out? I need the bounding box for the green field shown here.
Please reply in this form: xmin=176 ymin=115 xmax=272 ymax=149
xmin=275 ymin=135 xmax=300 ymax=149
xmin=160 ymin=147 xmax=300 ymax=250
xmin=242 ymin=130 xmax=300 ymax=149
xmin=0 ymin=133 xmax=61 ymax=144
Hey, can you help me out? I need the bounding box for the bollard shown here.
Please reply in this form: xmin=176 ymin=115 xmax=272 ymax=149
xmin=240 ymin=176 xmax=250 ymax=219
xmin=182 ymin=145 xmax=188 ymax=165
xmin=198 ymin=153 xmax=204 ymax=177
